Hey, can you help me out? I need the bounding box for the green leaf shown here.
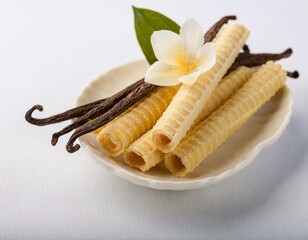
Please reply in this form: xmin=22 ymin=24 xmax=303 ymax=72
xmin=133 ymin=6 xmax=180 ymax=65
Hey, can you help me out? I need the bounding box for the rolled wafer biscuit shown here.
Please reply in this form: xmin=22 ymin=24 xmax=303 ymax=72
xmin=164 ymin=61 xmax=286 ymax=177
xmin=151 ymin=24 xmax=250 ymax=153
xmin=123 ymin=66 xmax=252 ymax=172
xmin=96 ymin=85 xmax=180 ymax=157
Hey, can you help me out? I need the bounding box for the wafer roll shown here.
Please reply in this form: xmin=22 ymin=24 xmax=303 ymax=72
xmin=123 ymin=67 xmax=252 ymax=172
xmin=165 ymin=61 xmax=286 ymax=177
xmin=96 ymin=85 xmax=180 ymax=157
xmin=151 ymin=24 xmax=250 ymax=153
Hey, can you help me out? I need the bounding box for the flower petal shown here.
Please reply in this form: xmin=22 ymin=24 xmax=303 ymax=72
xmin=199 ymin=42 xmax=216 ymax=72
xmin=180 ymin=19 xmax=204 ymax=59
xmin=145 ymin=61 xmax=181 ymax=86
xmin=151 ymin=30 xmax=184 ymax=65
xmin=178 ymin=71 xmax=201 ymax=85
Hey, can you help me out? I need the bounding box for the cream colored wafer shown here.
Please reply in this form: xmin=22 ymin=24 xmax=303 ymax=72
xmin=123 ymin=66 xmax=252 ymax=172
xmin=151 ymin=24 xmax=250 ymax=153
xmin=164 ymin=61 xmax=286 ymax=177
xmin=96 ymin=85 xmax=180 ymax=157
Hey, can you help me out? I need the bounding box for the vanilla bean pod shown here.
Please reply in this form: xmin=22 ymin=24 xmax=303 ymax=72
xmin=25 ymin=101 xmax=104 ymax=126
xmin=66 ymin=83 xmax=157 ymax=153
xmin=51 ymin=80 xmax=156 ymax=145
xmin=25 ymin=78 xmax=145 ymax=126
xmin=287 ymin=71 xmax=299 ymax=78
xmin=227 ymin=48 xmax=293 ymax=74
xmin=204 ymin=15 xmax=236 ymax=42
xmin=243 ymin=44 xmax=250 ymax=53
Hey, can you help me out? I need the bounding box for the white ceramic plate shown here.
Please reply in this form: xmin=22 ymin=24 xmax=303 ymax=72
xmin=76 ymin=60 xmax=292 ymax=190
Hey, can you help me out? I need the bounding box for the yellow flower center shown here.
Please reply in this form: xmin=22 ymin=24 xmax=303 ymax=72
xmin=174 ymin=51 xmax=200 ymax=75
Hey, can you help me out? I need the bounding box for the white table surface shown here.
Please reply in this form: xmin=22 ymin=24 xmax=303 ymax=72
xmin=1 ymin=0 xmax=308 ymax=239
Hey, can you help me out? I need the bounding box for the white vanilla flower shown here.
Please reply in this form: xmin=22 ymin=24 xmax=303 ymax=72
xmin=145 ymin=19 xmax=216 ymax=86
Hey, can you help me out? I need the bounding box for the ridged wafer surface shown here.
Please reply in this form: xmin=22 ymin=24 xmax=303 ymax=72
xmin=191 ymin=66 xmax=252 ymax=129
xmin=151 ymin=24 xmax=250 ymax=153
xmin=165 ymin=61 xmax=286 ymax=177
xmin=96 ymin=85 xmax=179 ymax=157
xmin=123 ymin=67 xmax=252 ymax=172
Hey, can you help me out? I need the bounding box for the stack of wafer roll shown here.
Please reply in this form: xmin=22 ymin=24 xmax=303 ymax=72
xmin=95 ymin=20 xmax=290 ymax=178
xmin=151 ymin=24 xmax=250 ymax=153
xmin=123 ymin=67 xmax=252 ymax=171
xmin=164 ymin=61 xmax=286 ymax=177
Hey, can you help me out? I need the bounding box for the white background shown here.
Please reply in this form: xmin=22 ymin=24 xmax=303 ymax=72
xmin=1 ymin=0 xmax=308 ymax=239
